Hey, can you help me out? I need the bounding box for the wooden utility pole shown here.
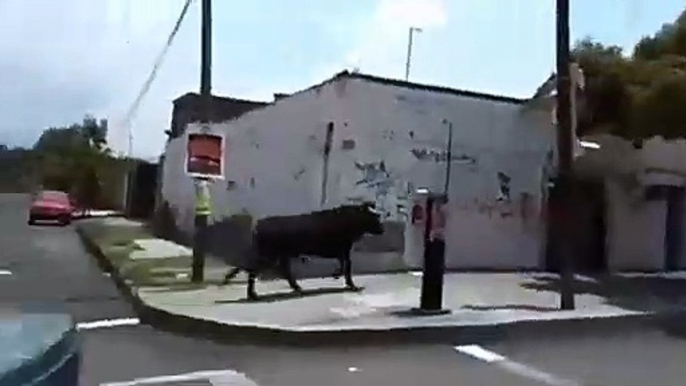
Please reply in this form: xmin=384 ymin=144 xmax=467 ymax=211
xmin=191 ymin=0 xmax=213 ymax=283
xmin=555 ymin=0 xmax=575 ymax=310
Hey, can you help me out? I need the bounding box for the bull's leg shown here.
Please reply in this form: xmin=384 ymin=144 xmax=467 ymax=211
xmin=279 ymin=256 xmax=302 ymax=293
xmin=333 ymin=258 xmax=344 ymax=279
xmin=342 ymin=253 xmax=362 ymax=291
xmin=222 ymin=267 xmax=241 ymax=284
xmin=247 ymin=270 xmax=259 ymax=300
xmin=246 ymin=255 xmax=266 ymax=301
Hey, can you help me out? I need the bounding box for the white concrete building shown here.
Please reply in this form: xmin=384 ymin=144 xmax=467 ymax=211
xmin=574 ymin=134 xmax=686 ymax=271
xmin=161 ymin=71 xmax=555 ymax=272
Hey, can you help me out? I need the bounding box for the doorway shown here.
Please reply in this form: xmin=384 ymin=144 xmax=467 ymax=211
xmin=545 ymin=177 xmax=607 ymax=273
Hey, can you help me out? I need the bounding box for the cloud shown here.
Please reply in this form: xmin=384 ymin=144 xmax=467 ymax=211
xmin=340 ymin=0 xmax=448 ymax=77
xmin=0 ymin=0 xmax=196 ymax=156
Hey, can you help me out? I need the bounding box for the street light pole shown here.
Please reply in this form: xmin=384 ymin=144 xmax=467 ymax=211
xmin=405 ymin=27 xmax=422 ymax=81
xmin=555 ymin=0 xmax=575 ymax=310
xmin=443 ymin=120 xmax=453 ymax=196
xmin=191 ymin=0 xmax=213 ymax=283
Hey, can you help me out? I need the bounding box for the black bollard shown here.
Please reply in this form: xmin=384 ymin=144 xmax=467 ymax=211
xmin=192 ymin=213 xmax=207 ymax=283
xmin=414 ymin=193 xmax=450 ymax=315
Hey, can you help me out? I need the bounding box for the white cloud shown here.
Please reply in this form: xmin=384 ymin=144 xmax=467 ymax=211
xmin=0 ymin=0 xmax=195 ymax=157
xmin=338 ymin=0 xmax=448 ymax=79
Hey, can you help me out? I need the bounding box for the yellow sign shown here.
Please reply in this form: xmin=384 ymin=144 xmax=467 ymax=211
xmin=194 ymin=180 xmax=211 ymax=216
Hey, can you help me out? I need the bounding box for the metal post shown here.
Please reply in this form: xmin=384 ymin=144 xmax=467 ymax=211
xmin=200 ymin=0 xmax=212 ymax=106
xmin=192 ymin=0 xmax=212 ymax=284
xmin=192 ymin=179 xmax=209 ymax=283
xmin=405 ymin=28 xmax=414 ymax=81
xmin=444 ymin=121 xmax=453 ymax=196
xmin=555 ymin=0 xmax=575 ymax=310
xmin=414 ymin=193 xmax=450 ymax=315
xmin=405 ymin=27 xmax=421 ymax=81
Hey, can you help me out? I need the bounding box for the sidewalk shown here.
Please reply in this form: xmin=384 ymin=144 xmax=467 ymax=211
xmin=77 ymin=217 xmax=686 ymax=345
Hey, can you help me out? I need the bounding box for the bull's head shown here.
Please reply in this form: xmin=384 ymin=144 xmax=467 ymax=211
xmin=358 ymin=202 xmax=384 ymax=235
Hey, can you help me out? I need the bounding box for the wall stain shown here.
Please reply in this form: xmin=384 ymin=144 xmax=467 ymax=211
xmin=292 ymin=167 xmax=306 ymax=180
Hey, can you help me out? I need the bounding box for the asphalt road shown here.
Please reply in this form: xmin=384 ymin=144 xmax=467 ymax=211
xmin=4 ymin=193 xmax=686 ymax=385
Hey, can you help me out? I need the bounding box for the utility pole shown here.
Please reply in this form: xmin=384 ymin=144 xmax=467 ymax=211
xmin=555 ymin=0 xmax=575 ymax=310
xmin=191 ymin=0 xmax=212 ymax=283
xmin=405 ymin=27 xmax=422 ymax=81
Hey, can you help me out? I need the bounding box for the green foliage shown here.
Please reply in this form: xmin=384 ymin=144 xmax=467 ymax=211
xmin=32 ymin=115 xmax=115 ymax=207
xmin=575 ymin=8 xmax=686 ymax=140
xmin=0 ymin=145 xmax=37 ymax=193
xmin=0 ymin=114 xmax=133 ymax=208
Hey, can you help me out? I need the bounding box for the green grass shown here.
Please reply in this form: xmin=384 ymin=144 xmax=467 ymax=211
xmin=82 ymin=220 xmax=234 ymax=289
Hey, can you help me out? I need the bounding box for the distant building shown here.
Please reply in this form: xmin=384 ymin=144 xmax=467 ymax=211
xmin=167 ymin=92 xmax=268 ymax=140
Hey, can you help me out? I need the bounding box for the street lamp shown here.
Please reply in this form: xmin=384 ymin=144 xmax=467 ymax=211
xmin=442 ymin=119 xmax=453 ymax=196
xmin=405 ymin=27 xmax=423 ymax=81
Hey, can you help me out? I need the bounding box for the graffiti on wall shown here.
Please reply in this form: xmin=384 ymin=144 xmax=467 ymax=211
xmin=350 ymin=160 xmax=410 ymax=223
xmin=459 ymin=172 xmax=539 ymax=220
xmin=410 ymin=148 xmax=477 ymax=165
xmin=346 ymin=160 xmax=409 ymax=253
xmin=496 ymin=172 xmax=512 ymax=202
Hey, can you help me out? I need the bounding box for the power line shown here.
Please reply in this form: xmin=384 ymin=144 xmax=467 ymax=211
xmin=123 ymin=0 xmax=195 ymax=156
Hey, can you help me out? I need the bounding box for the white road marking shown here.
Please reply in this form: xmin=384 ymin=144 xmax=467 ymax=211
xmin=454 ymin=345 xmax=505 ymax=363
xmin=100 ymin=369 xmax=259 ymax=386
xmin=77 ymin=317 xmax=140 ymax=330
xmin=0 ymin=269 xmax=12 ymax=276
xmin=454 ymin=345 xmax=582 ymax=386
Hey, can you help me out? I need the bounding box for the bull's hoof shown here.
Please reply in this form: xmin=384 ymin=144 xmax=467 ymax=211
xmin=291 ymin=286 xmax=303 ymax=294
xmin=333 ymin=274 xmax=341 ymax=280
xmin=247 ymin=293 xmax=259 ymax=301
xmin=346 ymin=285 xmax=364 ymax=292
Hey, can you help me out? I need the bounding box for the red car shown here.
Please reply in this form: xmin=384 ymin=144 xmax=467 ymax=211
xmin=28 ymin=190 xmax=75 ymax=226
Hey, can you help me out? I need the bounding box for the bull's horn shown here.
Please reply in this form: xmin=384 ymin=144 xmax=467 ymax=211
xmin=367 ymin=206 xmax=383 ymax=215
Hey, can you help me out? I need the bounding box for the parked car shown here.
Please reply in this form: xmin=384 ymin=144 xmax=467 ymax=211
xmin=28 ymin=190 xmax=75 ymax=226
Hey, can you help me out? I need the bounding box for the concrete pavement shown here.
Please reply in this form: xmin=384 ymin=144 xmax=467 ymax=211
xmin=77 ymin=216 xmax=686 ymax=346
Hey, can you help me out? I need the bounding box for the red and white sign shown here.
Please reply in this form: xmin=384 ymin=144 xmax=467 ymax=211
xmin=430 ymin=202 xmax=447 ymax=241
xmin=185 ymin=131 xmax=225 ymax=180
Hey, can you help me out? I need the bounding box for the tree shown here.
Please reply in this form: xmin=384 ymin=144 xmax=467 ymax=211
xmin=33 ymin=115 xmax=113 ymax=207
xmin=0 ymin=145 xmax=36 ymax=193
xmin=574 ymin=8 xmax=686 ymax=140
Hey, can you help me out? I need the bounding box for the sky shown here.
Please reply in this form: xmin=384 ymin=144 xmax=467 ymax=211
xmin=0 ymin=0 xmax=684 ymax=159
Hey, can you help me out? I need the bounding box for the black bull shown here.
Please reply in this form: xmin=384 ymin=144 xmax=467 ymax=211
xmin=222 ymin=203 xmax=384 ymax=300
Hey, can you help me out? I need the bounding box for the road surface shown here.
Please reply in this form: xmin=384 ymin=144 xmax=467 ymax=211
xmin=3 ymin=193 xmax=686 ymax=385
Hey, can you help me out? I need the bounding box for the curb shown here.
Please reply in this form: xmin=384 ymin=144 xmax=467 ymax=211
xmin=76 ymin=225 xmax=686 ymax=347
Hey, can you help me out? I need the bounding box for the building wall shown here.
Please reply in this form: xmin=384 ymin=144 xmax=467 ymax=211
xmin=604 ymin=180 xmax=667 ymax=271
xmin=332 ymin=78 xmax=553 ymax=269
xmin=579 ymin=135 xmax=686 ymax=271
xmin=161 ymin=75 xmax=554 ymax=273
